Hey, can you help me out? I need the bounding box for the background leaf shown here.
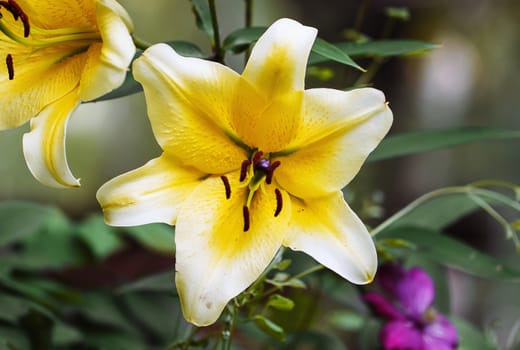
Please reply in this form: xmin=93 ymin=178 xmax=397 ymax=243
xmin=368 ymin=127 xmax=520 ymax=162
xmin=0 ymin=201 xmax=55 ymax=246
xmin=223 ymin=27 xmax=266 ymax=53
xmin=378 ymin=227 xmax=520 ymax=281
xmin=190 ymin=0 xmax=214 ymax=42
xmin=311 ymin=38 xmax=363 ymax=71
xmin=309 ymin=39 xmax=437 ymax=64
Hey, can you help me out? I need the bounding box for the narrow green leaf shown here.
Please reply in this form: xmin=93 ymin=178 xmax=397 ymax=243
xmin=311 ymin=38 xmax=364 ymax=71
xmin=329 ymin=310 xmax=365 ymax=331
xmin=190 ymin=0 xmax=213 ymax=41
xmin=378 ymin=227 xmax=520 ymax=281
xmin=253 ymin=315 xmax=285 ymax=341
xmin=368 ymin=127 xmax=520 ymax=162
xmin=77 ymin=215 xmax=123 ymax=260
xmin=223 ymin=27 xmax=266 ymax=53
xmin=0 ymin=201 xmax=55 ymax=246
xmin=124 ymin=224 xmax=174 ymax=254
xmin=165 ymin=40 xmax=205 ymax=58
xmin=267 ymin=294 xmax=295 ymax=311
xmin=309 ymin=39 xmax=438 ymax=64
xmin=385 ymin=7 xmax=411 ymax=21
xmin=116 ymin=271 xmax=174 ymax=294
xmin=381 ymin=192 xmax=485 ymax=231
xmin=452 ymin=318 xmax=495 ymax=350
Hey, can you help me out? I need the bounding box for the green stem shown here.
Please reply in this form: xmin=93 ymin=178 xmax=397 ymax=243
xmin=291 ymin=264 xmax=325 ymax=281
xmin=353 ymin=0 xmax=372 ymax=33
xmin=370 ymin=187 xmax=470 ymax=237
xmin=208 ymin=0 xmax=223 ymax=62
xmin=221 ymin=304 xmax=237 ymax=350
xmin=245 ymin=0 xmax=253 ymax=28
xmin=133 ymin=35 xmax=153 ymax=51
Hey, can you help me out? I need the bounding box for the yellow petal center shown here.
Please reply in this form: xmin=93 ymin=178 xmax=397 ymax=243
xmin=220 ymin=150 xmax=284 ymax=232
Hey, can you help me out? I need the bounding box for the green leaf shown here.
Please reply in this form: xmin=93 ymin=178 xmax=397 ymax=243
xmin=368 ymin=127 xmax=520 ymax=162
xmin=165 ymin=40 xmax=205 ymax=58
xmin=124 ymin=223 xmax=174 ymax=254
xmin=51 ymin=321 xmax=83 ymax=346
xmin=385 ymin=7 xmax=411 ymax=21
xmin=77 ymin=215 xmax=123 ymax=260
xmin=309 ymin=39 xmax=438 ymax=64
xmin=116 ymin=271 xmax=175 ymax=294
xmin=223 ymin=27 xmax=266 ymax=53
xmin=190 ymin=0 xmax=213 ymax=42
xmin=452 ymin=318 xmax=495 ymax=350
xmin=0 ymin=201 xmax=55 ymax=246
xmin=0 ymin=325 xmax=31 ymax=350
xmin=328 ymin=310 xmax=365 ymax=331
xmin=267 ymin=294 xmax=295 ymax=311
xmin=381 ymin=192 xmax=485 ymax=231
xmin=253 ymin=315 xmax=285 ymax=342
xmin=378 ymin=227 xmax=520 ymax=281
xmin=311 ymin=38 xmax=364 ymax=71
xmin=282 ymin=330 xmax=347 ymax=350
xmin=0 ymin=294 xmax=51 ymax=323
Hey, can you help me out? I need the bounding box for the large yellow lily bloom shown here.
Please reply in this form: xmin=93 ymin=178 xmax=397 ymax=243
xmin=97 ymin=18 xmax=393 ymax=326
xmin=0 ymin=0 xmax=135 ymax=187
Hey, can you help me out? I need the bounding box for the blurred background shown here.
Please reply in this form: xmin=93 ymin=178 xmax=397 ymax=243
xmin=1 ymin=0 xmax=519 ymax=347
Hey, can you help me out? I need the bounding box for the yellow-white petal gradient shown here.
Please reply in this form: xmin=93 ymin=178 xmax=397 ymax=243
xmin=241 ymin=18 xmax=316 ymax=98
xmin=133 ymin=44 xmax=246 ymax=174
xmin=78 ymin=0 xmax=135 ymax=101
xmin=175 ymin=175 xmax=291 ymax=326
xmin=284 ymin=192 xmax=377 ymax=284
xmin=0 ymin=45 xmax=87 ymax=129
xmin=22 ymin=89 xmax=81 ymax=188
xmin=97 ymin=154 xmax=204 ymax=226
xmin=275 ymin=88 xmax=392 ymax=199
xmin=231 ymin=18 xmax=316 ymax=151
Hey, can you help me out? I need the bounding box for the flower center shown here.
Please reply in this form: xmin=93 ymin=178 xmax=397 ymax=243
xmin=220 ymin=151 xmax=282 ymax=232
xmin=0 ymin=0 xmax=100 ymax=80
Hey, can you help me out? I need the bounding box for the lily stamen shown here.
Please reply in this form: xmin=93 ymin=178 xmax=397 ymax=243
xmin=274 ymin=188 xmax=282 ymax=217
xmin=0 ymin=0 xmax=30 ymax=37
xmin=239 ymin=159 xmax=251 ymax=182
xmin=5 ymin=53 xmax=13 ymax=80
xmin=242 ymin=206 xmax=250 ymax=232
xmin=220 ymin=175 xmax=231 ymax=199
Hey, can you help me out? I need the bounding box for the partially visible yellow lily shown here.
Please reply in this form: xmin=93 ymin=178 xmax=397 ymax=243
xmin=0 ymin=0 xmax=135 ymax=187
xmin=97 ymin=18 xmax=393 ymax=326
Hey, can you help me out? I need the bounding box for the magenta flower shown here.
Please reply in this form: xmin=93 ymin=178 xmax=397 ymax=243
xmin=364 ymin=263 xmax=458 ymax=350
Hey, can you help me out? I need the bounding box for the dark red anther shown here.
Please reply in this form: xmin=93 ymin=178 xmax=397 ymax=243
xmin=6 ymin=54 xmax=13 ymax=80
xmin=0 ymin=0 xmax=30 ymax=37
xmin=242 ymin=206 xmax=250 ymax=232
xmin=220 ymin=175 xmax=231 ymax=199
xmin=265 ymin=160 xmax=280 ymax=184
xmin=274 ymin=188 xmax=283 ymax=217
xmin=240 ymin=160 xmax=251 ymax=182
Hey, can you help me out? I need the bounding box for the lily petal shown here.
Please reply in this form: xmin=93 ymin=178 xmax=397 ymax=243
xmin=275 ymin=88 xmax=392 ymax=199
xmin=231 ymin=18 xmax=316 ymax=151
xmin=283 ymin=191 xmax=377 ymax=284
xmin=97 ymin=153 xmax=204 ymax=226
xmin=22 ymin=89 xmax=80 ymax=188
xmin=175 ymin=175 xmax=291 ymax=326
xmin=0 ymin=45 xmax=87 ymax=129
xmin=242 ymin=18 xmax=316 ymax=98
xmin=132 ymin=44 xmax=246 ymax=174
xmin=79 ymin=0 xmax=135 ymax=101
xmin=18 ymin=0 xmax=97 ymax=28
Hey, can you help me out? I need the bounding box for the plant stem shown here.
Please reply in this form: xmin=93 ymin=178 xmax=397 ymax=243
xmin=208 ymin=0 xmax=223 ymax=62
xmin=245 ymin=0 xmax=253 ymax=28
xmin=221 ymin=304 xmax=237 ymax=350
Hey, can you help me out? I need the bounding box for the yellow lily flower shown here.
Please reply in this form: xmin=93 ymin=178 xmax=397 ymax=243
xmin=97 ymin=18 xmax=393 ymax=326
xmin=0 ymin=0 xmax=135 ymax=187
